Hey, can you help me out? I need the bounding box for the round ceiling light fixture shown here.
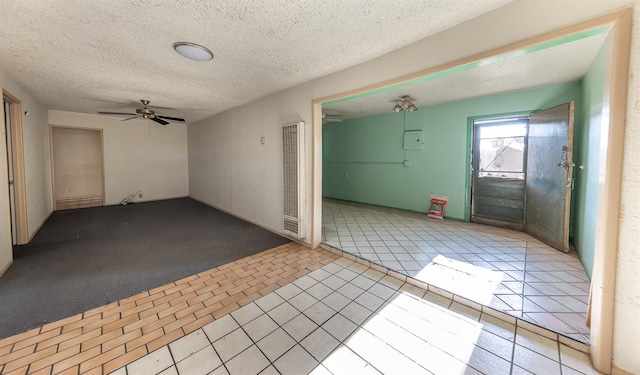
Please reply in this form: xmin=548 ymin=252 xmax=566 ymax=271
xmin=173 ymin=42 xmax=213 ymax=61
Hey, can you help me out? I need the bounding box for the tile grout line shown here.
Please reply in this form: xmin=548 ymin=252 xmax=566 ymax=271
xmin=166 ymin=252 xmax=405 ymax=375
xmin=323 ymin=199 xmax=591 ymax=342
xmin=0 ymin=243 xmax=338 ymax=375
xmin=323 ymin=242 xmax=590 ymax=354
xmin=5 ymin=238 xmax=592 ymax=374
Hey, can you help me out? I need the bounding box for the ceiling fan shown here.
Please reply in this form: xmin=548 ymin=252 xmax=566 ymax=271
xmin=97 ymin=100 xmax=185 ymax=125
xmin=322 ymin=111 xmax=342 ymax=123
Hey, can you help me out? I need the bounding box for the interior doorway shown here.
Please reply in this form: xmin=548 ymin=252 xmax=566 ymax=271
xmin=3 ymin=99 xmax=17 ymax=244
xmin=471 ymin=116 xmax=529 ymax=230
xmin=313 ymin=11 xmax=630 ymax=371
xmin=524 ymin=102 xmax=575 ymax=252
xmin=1 ymin=90 xmax=27 ymax=246
xmin=51 ymin=126 xmax=105 ymax=210
xmin=470 ymin=102 xmax=575 ymax=252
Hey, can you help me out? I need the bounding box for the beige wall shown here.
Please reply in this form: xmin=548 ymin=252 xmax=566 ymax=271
xmin=48 ymin=111 xmax=188 ymax=205
xmin=0 ymin=67 xmax=52 ymax=264
xmin=0 ymin=93 xmax=12 ymax=274
xmin=52 ymin=127 xmax=103 ymax=200
xmin=613 ymin=2 xmax=640 ymax=373
xmin=188 ymin=1 xmax=638 ymax=373
xmin=189 ymin=83 xmax=314 ymax=231
xmin=0 ymin=0 xmax=637 ymax=372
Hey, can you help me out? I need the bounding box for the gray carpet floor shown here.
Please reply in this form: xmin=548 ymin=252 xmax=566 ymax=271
xmin=0 ymin=198 xmax=290 ymax=339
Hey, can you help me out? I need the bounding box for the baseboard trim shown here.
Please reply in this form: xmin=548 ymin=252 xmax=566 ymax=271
xmin=323 ymin=196 xmax=467 ymax=222
xmin=27 ymin=211 xmax=53 ymax=244
xmin=612 ymin=365 xmax=634 ymax=375
xmin=30 ymin=196 xmax=190 ymax=243
xmin=323 ymin=196 xmax=427 ymax=215
xmin=104 ymin=195 xmax=191 ymax=207
xmin=188 ymin=196 xmax=310 ymax=248
xmin=0 ymin=258 xmax=13 ymax=278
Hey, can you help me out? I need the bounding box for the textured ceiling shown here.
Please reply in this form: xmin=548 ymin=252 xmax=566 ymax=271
xmin=323 ymin=33 xmax=607 ymax=119
xmin=0 ymin=0 xmax=513 ymax=123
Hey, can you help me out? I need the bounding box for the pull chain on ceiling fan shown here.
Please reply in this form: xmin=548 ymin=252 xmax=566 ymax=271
xmin=98 ymin=100 xmax=185 ymax=125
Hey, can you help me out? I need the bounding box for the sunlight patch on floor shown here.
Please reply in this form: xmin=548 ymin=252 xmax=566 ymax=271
xmin=334 ymin=289 xmax=483 ymax=374
xmin=321 ymin=199 xmax=591 ymax=339
xmin=415 ymin=254 xmax=504 ymax=305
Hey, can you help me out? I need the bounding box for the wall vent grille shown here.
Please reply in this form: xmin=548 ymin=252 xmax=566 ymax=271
xmin=282 ymin=121 xmax=305 ymax=239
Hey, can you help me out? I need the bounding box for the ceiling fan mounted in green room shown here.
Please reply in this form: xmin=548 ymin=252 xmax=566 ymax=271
xmin=97 ymin=100 xmax=185 ymax=125
xmin=322 ymin=111 xmax=342 ymax=124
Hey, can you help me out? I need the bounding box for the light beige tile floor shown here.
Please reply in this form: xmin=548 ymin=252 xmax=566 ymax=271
xmin=321 ymin=199 xmax=591 ymax=342
xmin=115 ymin=256 xmax=598 ymax=375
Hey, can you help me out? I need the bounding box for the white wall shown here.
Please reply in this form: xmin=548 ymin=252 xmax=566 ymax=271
xmin=188 ymin=1 xmax=638 ymax=373
xmin=0 ymin=66 xmax=52 ymax=255
xmin=49 ymin=111 xmax=188 ymax=205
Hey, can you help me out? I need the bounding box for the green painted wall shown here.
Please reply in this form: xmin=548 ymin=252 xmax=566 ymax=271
xmin=323 ymin=82 xmax=583 ymax=221
xmin=572 ymin=39 xmax=608 ymax=279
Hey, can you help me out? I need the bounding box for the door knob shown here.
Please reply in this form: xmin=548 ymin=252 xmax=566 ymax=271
xmin=556 ymin=161 xmax=575 ymax=170
xmin=557 ymin=145 xmax=574 ymax=170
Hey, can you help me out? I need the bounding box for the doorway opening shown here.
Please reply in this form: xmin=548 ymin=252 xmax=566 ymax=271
xmin=524 ymin=103 xmax=575 ymax=252
xmin=51 ymin=126 xmax=105 ymax=210
xmin=471 ymin=116 xmax=529 ymax=231
xmin=2 ymin=90 xmax=27 ymax=246
xmin=471 ymin=102 xmax=575 ymax=254
xmin=3 ymin=99 xmax=17 ymax=244
xmin=313 ymin=11 xmax=631 ymax=366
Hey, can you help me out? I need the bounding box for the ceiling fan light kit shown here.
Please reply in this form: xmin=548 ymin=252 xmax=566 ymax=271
xmin=392 ymin=95 xmax=418 ymax=112
xmin=97 ymin=100 xmax=186 ymax=125
xmin=97 ymin=42 xmax=213 ymax=124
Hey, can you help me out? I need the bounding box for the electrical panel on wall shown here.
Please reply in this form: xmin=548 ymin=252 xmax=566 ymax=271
xmin=404 ymin=130 xmax=423 ymax=150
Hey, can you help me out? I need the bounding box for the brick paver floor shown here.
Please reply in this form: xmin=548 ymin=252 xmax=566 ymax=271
xmin=0 ymin=243 xmax=338 ymax=374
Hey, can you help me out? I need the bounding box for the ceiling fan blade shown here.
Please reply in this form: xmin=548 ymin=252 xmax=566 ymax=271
xmin=121 ymin=116 xmax=139 ymax=121
xmin=156 ymin=115 xmax=186 ymax=122
xmin=98 ymin=111 xmax=137 ymax=116
xmin=323 ymin=110 xmax=341 ymax=115
xmin=151 ymin=117 xmax=169 ymax=126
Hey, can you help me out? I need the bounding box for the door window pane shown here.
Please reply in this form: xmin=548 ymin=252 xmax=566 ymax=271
xmin=476 ymin=121 xmax=527 ymax=179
